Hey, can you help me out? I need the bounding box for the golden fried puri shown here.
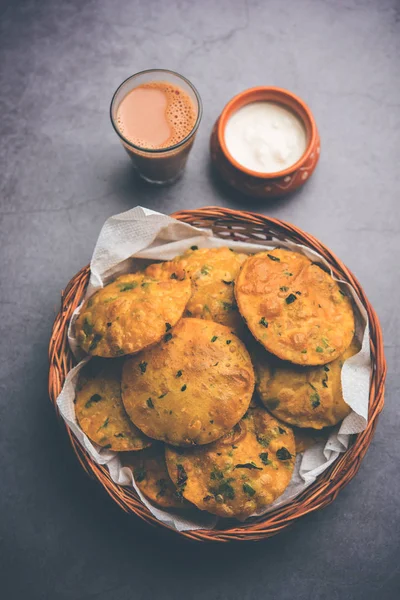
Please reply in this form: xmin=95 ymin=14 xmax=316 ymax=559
xmin=254 ymin=339 xmax=360 ymax=429
xmin=75 ymin=268 xmax=191 ymax=357
xmin=235 ymin=249 xmax=355 ymax=365
xmin=173 ymin=246 xmax=247 ymax=331
xmin=121 ymin=318 xmax=255 ymax=446
xmin=165 ymin=407 xmax=295 ymax=519
xmin=75 ymin=359 xmax=152 ymax=451
xmin=121 ymin=445 xmax=188 ymax=509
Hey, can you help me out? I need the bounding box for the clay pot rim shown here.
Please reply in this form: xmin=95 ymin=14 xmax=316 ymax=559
xmin=217 ymin=86 xmax=318 ymax=179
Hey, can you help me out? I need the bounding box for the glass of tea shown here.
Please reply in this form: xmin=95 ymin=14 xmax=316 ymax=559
xmin=110 ymin=69 xmax=202 ymax=184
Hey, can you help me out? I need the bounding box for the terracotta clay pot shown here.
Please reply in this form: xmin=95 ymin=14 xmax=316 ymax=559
xmin=210 ymin=87 xmax=320 ymax=199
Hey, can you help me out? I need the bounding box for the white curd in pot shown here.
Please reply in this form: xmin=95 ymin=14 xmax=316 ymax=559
xmin=224 ymin=102 xmax=307 ymax=174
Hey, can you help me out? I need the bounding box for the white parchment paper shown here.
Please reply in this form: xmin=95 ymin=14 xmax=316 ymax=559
xmin=57 ymin=206 xmax=371 ymax=530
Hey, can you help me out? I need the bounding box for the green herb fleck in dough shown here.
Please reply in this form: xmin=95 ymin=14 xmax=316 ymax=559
xmin=159 ymin=392 xmax=168 ymax=399
xmin=99 ymin=417 xmax=109 ymax=430
xmin=324 ymin=366 xmax=330 ymax=372
xmin=211 ymin=336 xmax=218 ymax=342
xmin=170 ymin=272 xmax=178 ymax=279
xmin=83 ymin=318 xmax=93 ymax=336
xmin=114 ymin=433 xmax=125 ymax=438
xmin=201 ymin=265 xmax=210 ymax=276
xmin=102 ymin=444 xmax=112 ymax=449
xmin=176 ymin=464 xmax=188 ymax=486
xmin=321 ymin=337 xmax=329 ymax=348
xmin=284 ymin=271 xmax=293 ymax=276
xmin=339 ymin=289 xmax=346 ymax=297
xmin=259 ymin=316 xmax=268 ymax=328
xmin=266 ymin=398 xmax=280 ymax=411
xmin=222 ymin=279 xmax=233 ymax=285
xmin=181 ymin=384 xmax=187 ymax=392
xmin=235 ymin=462 xmax=262 ymax=471
xmin=257 ymin=434 xmax=270 ymax=447
xmin=285 ymin=293 xmax=297 ymax=305
xmin=89 ymin=333 xmax=102 ymax=352
xmin=118 ymin=282 xmax=138 ymax=292
xmin=226 ymin=340 xmax=232 ymax=345
xmin=134 ymin=467 xmax=146 ymax=483
xmin=203 ymin=495 xmax=213 ymax=502
xmin=176 ymin=370 xmax=183 ymax=378
xmin=259 ymin=452 xmax=271 ymax=465
xmin=276 ymin=447 xmax=292 ymax=461
xmin=316 ymin=346 xmax=324 ymax=353
xmin=243 ymin=483 xmax=256 ymax=496
xmin=280 ymin=286 xmax=289 ymax=292
xmin=222 ymin=301 xmax=235 ymax=311
xmin=267 ymin=254 xmax=280 ymax=262
xmin=103 ymin=296 xmax=118 ymax=304
xmin=106 ymin=322 xmax=112 ymax=328
xmin=85 ymin=393 xmax=102 ymax=409
xmin=164 ymin=332 xmax=173 ymax=342
xmin=146 ymin=398 xmax=154 ymax=408
xmin=301 ymin=349 xmax=308 ymax=354
xmin=165 ymin=322 xmax=172 ymax=332
xmin=156 ymin=479 xmax=168 ymax=498
xmin=210 ymin=468 xmax=224 ymax=481
xmin=211 ymin=478 xmax=235 ymax=500
xmin=190 ymin=245 xmax=198 ymax=251
xmin=295 ymin=290 xmax=302 ymax=295
xmin=139 ymin=361 xmax=147 ymax=374
xmin=310 ymin=392 xmax=320 ymax=409
xmin=186 ymin=309 xmax=193 ymax=317
xmin=278 ymin=427 xmax=286 ymax=434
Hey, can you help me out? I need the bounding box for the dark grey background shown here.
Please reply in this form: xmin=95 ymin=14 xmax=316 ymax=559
xmin=1 ymin=0 xmax=399 ymax=598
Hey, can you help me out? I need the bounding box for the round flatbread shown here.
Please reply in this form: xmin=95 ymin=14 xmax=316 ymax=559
xmin=75 ymin=266 xmax=191 ymax=357
xmin=171 ymin=246 xmax=247 ymax=332
xmin=235 ymin=249 xmax=355 ymax=365
xmin=75 ymin=359 xmax=152 ymax=451
xmin=254 ymin=338 xmax=360 ymax=429
xmin=121 ymin=445 xmax=188 ymax=509
xmin=165 ymin=407 xmax=295 ymax=519
xmin=121 ymin=318 xmax=255 ymax=446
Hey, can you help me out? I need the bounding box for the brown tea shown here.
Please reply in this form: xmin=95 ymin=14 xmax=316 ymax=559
xmin=116 ymin=82 xmax=196 ymax=150
xmin=111 ymin=71 xmax=201 ymax=184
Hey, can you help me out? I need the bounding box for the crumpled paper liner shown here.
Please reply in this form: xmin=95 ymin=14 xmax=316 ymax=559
xmin=57 ymin=206 xmax=371 ymax=530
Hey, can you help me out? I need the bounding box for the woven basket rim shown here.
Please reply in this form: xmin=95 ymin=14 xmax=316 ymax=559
xmin=48 ymin=206 xmax=386 ymax=542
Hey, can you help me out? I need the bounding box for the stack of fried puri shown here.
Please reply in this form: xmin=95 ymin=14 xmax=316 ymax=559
xmin=74 ymin=246 xmax=356 ymax=519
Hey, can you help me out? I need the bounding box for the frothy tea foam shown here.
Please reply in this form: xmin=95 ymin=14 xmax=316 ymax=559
xmin=116 ymin=82 xmax=196 ymax=150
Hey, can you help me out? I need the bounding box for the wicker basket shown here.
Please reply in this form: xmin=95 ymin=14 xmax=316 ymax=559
xmin=48 ymin=207 xmax=386 ymax=542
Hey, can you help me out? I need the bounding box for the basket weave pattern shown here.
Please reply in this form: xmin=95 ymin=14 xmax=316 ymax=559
xmin=48 ymin=207 xmax=386 ymax=542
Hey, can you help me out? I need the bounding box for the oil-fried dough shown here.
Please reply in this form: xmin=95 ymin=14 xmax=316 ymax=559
xmin=171 ymin=246 xmax=247 ymax=331
xmin=235 ymin=249 xmax=355 ymax=365
xmin=75 ymin=359 xmax=152 ymax=451
xmin=254 ymin=339 xmax=360 ymax=429
xmin=165 ymin=407 xmax=295 ymax=519
xmin=75 ymin=267 xmax=191 ymax=357
xmin=122 ymin=445 xmax=188 ymax=509
xmin=121 ymin=318 xmax=254 ymax=446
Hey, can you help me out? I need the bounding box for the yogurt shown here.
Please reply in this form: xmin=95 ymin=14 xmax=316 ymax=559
xmin=224 ymin=102 xmax=307 ymax=174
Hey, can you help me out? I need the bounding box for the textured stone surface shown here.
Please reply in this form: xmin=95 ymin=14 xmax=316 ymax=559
xmin=1 ymin=0 xmax=399 ymax=598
